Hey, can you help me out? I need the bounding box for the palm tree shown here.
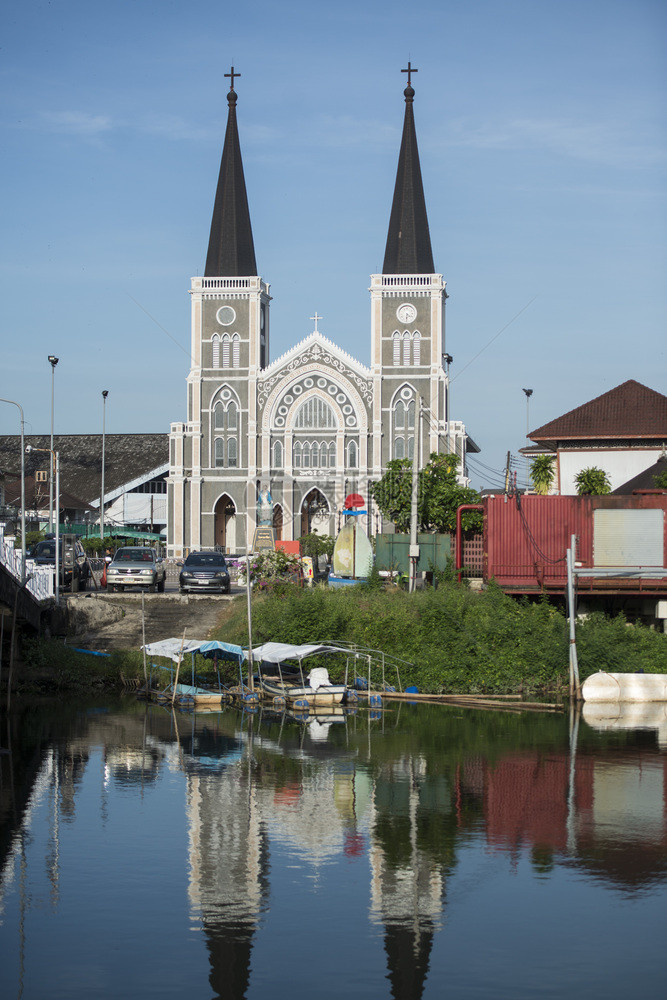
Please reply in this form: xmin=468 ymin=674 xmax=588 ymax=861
xmin=529 ymin=454 xmax=556 ymax=495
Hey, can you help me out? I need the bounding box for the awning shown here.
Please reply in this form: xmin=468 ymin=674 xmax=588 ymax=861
xmin=142 ymin=638 xmax=244 ymax=663
xmin=250 ymin=641 xmax=351 ymax=663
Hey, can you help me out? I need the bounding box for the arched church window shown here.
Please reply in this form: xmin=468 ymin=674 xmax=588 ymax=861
xmin=348 ymin=440 xmax=358 ymax=468
xmin=393 ymin=332 xmax=401 ymax=365
xmin=413 ymin=332 xmax=421 ymax=366
xmin=294 ymin=396 xmax=336 ymax=430
xmin=302 ymin=442 xmax=311 ymax=468
xmin=212 ymin=335 xmax=220 ymax=368
xmin=232 ymin=334 xmax=240 ymax=368
xmin=227 ymin=437 xmax=238 ymax=468
xmin=311 ymin=442 xmax=320 ymax=468
xmin=403 ymin=332 xmax=411 ymax=366
xmin=214 ymin=403 xmax=225 ymax=429
xmin=227 ymin=401 xmax=238 ymax=430
xmin=328 ymin=441 xmax=336 ymax=467
xmin=273 ymin=440 xmax=283 ymax=468
xmin=221 ymin=335 xmax=230 ymax=368
xmin=293 ymin=441 xmax=302 ymax=468
xmin=214 ymin=438 xmax=224 ymax=467
xmin=393 ymin=394 xmax=415 ymax=461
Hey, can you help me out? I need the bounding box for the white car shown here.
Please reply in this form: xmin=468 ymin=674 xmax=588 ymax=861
xmin=106 ymin=547 xmax=166 ymax=593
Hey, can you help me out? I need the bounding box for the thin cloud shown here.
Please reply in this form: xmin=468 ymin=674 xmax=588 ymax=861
xmin=40 ymin=110 xmax=113 ymax=136
xmin=442 ymin=115 xmax=666 ymax=169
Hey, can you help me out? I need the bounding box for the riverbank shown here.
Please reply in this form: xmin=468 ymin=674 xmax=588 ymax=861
xmin=8 ymin=580 xmax=667 ymax=697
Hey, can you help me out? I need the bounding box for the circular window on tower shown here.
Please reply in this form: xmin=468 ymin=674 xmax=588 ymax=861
xmin=216 ymin=306 xmax=236 ymax=326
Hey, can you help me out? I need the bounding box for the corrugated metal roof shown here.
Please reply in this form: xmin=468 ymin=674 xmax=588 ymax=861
xmin=0 ymin=433 xmax=168 ymax=505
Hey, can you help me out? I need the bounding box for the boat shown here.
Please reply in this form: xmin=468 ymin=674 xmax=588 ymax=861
xmin=251 ymin=642 xmax=352 ymax=707
xmin=141 ymin=637 xmax=247 ymax=706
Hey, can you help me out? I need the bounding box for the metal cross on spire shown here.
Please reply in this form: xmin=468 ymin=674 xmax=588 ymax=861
xmin=225 ymin=65 xmax=240 ymax=90
xmin=401 ymin=61 xmax=418 ymax=86
xmin=310 ymin=312 xmax=322 ymax=332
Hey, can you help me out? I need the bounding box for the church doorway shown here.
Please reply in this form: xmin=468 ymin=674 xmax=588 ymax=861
xmin=214 ymin=494 xmax=236 ymax=553
xmin=300 ymin=489 xmax=330 ymax=538
xmin=273 ymin=504 xmax=283 ymax=541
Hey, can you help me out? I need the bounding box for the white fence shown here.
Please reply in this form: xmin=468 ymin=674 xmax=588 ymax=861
xmin=0 ymin=523 xmax=55 ymax=601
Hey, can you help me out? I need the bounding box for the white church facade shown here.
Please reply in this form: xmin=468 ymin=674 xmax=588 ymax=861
xmin=167 ymin=67 xmax=477 ymax=558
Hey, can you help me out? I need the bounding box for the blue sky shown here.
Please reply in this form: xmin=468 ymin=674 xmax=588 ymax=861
xmin=2 ymin=0 xmax=665 ymax=490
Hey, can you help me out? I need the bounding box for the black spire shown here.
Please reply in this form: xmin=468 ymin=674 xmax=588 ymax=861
xmin=382 ymin=65 xmax=435 ymax=275
xmin=205 ymin=69 xmax=257 ymax=277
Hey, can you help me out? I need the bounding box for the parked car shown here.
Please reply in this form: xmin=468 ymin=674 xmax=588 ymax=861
xmin=106 ymin=547 xmax=166 ymax=593
xmin=179 ymin=550 xmax=231 ymax=594
xmin=30 ymin=535 xmax=90 ymax=592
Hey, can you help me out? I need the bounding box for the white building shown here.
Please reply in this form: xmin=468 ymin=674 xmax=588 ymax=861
xmin=168 ymin=69 xmax=477 ymax=557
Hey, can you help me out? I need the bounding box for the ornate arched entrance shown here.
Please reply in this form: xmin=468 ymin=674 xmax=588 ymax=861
xmin=214 ymin=494 xmax=236 ymax=552
xmin=300 ymin=488 xmax=330 ymax=538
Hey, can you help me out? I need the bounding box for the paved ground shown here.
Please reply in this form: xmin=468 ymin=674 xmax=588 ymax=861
xmin=63 ymin=589 xmax=240 ymax=652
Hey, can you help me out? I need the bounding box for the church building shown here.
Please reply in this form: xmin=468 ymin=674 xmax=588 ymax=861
xmin=167 ymin=67 xmax=477 ymax=558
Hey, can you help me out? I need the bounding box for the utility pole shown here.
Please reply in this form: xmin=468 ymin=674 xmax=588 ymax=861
xmin=504 ymin=451 xmax=511 ymax=494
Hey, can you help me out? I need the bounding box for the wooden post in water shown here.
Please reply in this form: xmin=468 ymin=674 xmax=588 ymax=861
xmin=172 ymin=629 xmax=187 ymax=705
xmin=141 ymin=592 xmax=148 ymax=691
xmin=566 ymin=534 xmax=581 ymax=700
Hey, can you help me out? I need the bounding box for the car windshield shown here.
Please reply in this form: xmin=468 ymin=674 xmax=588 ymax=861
xmin=185 ymin=553 xmax=226 ymax=568
xmin=115 ymin=549 xmax=154 ymax=562
xmin=33 ymin=541 xmax=56 ymax=558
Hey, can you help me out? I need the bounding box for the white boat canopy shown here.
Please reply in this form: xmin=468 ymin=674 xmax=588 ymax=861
xmin=249 ymin=642 xmax=352 ymax=663
xmin=142 ymin=638 xmax=244 ymax=663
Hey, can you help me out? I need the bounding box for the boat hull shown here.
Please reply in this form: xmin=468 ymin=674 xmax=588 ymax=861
xmin=260 ymin=676 xmax=347 ymax=705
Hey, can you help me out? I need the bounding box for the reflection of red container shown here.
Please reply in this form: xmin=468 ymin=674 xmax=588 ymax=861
xmin=101 ymin=565 xmax=107 ymax=588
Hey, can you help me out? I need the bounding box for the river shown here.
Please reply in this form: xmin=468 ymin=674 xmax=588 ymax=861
xmin=1 ymin=696 xmax=665 ymax=999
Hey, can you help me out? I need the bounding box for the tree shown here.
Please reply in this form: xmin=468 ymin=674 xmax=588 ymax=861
xmin=653 ymin=469 xmax=667 ymax=489
xmin=574 ymin=466 xmax=611 ymax=495
xmin=529 ymin=454 xmax=556 ymax=495
xmin=370 ymin=453 xmax=483 ymax=533
xmin=299 ymin=532 xmax=334 ymax=562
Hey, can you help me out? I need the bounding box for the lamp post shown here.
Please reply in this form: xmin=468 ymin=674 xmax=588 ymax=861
xmin=442 ymin=353 xmax=453 ymax=453
xmin=523 ymin=388 xmax=533 ymax=487
xmin=48 ymin=356 xmax=59 ymax=532
xmin=100 ymin=390 xmax=108 ymax=543
xmin=26 ymin=444 xmax=60 ymax=602
xmin=0 ymin=397 xmax=26 ymax=582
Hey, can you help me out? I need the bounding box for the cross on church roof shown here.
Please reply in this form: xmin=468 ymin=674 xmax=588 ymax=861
xmin=401 ymin=61 xmax=418 ymax=87
xmin=310 ymin=312 xmax=322 ymax=332
xmin=224 ymin=65 xmax=240 ymax=90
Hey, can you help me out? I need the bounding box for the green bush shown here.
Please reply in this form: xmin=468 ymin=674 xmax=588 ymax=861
xmin=214 ymin=583 xmax=667 ymax=695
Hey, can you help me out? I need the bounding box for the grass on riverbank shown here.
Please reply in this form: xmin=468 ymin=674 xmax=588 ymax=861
xmin=12 ymin=579 xmax=667 ymax=696
xmin=214 ymin=580 xmax=667 ymax=695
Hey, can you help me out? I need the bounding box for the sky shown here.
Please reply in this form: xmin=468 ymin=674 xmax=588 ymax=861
xmin=2 ymin=0 xmax=666 ymax=491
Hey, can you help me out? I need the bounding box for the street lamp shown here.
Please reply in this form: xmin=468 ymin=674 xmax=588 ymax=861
xmin=26 ymin=444 xmax=60 ymax=603
xmin=523 ymin=388 xmax=533 ymax=487
xmin=100 ymin=390 xmax=109 ymax=543
xmin=0 ymin=397 xmax=26 ymax=582
xmin=48 ymin=356 xmax=59 ymax=532
xmin=442 ymin=353 xmax=453 ymax=453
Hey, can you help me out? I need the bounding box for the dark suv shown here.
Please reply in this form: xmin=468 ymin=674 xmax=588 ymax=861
xmin=30 ymin=534 xmax=90 ymax=592
xmin=179 ymin=550 xmax=231 ymax=594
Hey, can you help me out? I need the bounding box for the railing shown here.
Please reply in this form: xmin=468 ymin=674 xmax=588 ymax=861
xmin=0 ymin=524 xmax=54 ymax=600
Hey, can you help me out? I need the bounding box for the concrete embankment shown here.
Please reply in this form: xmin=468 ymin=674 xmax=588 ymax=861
xmin=62 ymin=592 xmax=234 ymax=652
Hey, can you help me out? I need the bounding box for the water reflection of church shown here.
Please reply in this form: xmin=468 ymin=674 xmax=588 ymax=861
xmin=3 ymin=706 xmax=667 ymax=1000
